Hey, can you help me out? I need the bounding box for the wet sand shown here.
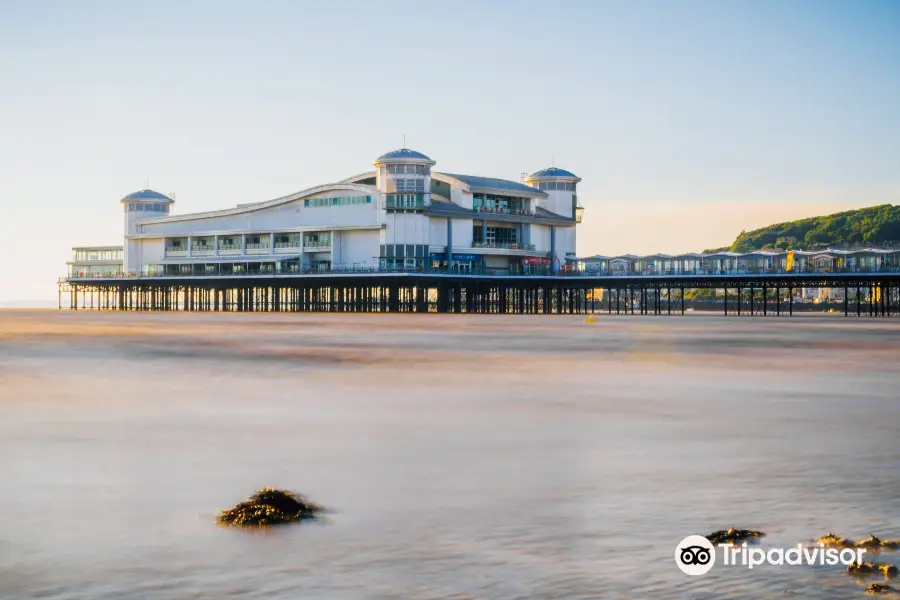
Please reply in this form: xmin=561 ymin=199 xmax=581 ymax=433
xmin=0 ymin=310 xmax=898 ymax=599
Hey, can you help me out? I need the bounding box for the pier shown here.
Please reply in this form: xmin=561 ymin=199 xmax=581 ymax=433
xmin=59 ymin=272 xmax=900 ymax=316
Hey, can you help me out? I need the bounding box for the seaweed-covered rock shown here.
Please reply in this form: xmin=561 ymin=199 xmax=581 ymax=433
xmin=849 ymin=561 xmax=899 ymax=578
xmin=817 ymin=533 xmax=857 ymax=547
xmin=866 ymin=583 xmax=895 ymax=595
xmin=216 ymin=488 xmax=323 ymax=527
xmin=816 ymin=533 xmax=900 ymax=550
xmin=706 ymin=528 xmax=765 ymax=544
xmin=858 ymin=535 xmax=900 ymax=551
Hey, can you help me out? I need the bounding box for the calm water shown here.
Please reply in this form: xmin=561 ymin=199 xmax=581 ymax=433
xmin=0 ymin=311 xmax=898 ymax=599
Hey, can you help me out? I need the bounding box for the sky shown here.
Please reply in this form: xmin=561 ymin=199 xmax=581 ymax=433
xmin=1 ymin=0 xmax=899 ymax=304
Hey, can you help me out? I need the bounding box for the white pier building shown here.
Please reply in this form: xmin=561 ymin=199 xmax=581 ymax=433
xmin=67 ymin=148 xmax=583 ymax=278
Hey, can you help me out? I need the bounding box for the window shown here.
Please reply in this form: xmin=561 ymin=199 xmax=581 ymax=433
xmin=386 ymin=164 xmax=430 ymax=175
xmin=537 ymin=181 xmax=575 ymax=191
xmin=395 ymin=178 xmax=424 ymax=193
xmin=304 ymin=195 xmax=372 ymax=207
xmin=472 ymin=193 xmax=529 ymax=213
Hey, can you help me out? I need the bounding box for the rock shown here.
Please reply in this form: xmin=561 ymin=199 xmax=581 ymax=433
xmin=858 ymin=535 xmax=900 ymax=551
xmin=816 ymin=533 xmax=900 ymax=550
xmin=706 ymin=528 xmax=765 ymax=544
xmin=216 ymin=488 xmax=323 ymax=527
xmin=866 ymin=583 xmax=895 ymax=594
xmin=816 ymin=532 xmax=856 ymax=548
xmin=849 ymin=561 xmax=899 ymax=577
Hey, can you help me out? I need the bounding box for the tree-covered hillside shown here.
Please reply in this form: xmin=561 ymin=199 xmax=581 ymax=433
xmin=717 ymin=205 xmax=900 ymax=252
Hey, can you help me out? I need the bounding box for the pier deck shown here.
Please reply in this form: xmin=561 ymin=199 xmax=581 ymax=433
xmin=59 ymin=271 xmax=900 ymax=316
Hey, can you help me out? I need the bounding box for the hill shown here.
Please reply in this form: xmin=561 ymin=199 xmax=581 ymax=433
xmin=705 ymin=205 xmax=900 ymax=253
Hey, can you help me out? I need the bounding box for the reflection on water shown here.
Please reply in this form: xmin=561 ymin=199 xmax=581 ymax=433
xmin=0 ymin=311 xmax=898 ymax=599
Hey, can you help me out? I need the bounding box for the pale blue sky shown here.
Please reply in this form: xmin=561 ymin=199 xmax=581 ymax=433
xmin=1 ymin=0 xmax=898 ymax=303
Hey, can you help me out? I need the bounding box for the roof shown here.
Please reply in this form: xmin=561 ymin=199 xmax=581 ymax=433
xmin=375 ymin=148 xmax=432 ymax=162
xmin=533 ymin=206 xmax=577 ymax=223
xmin=529 ymin=167 xmax=578 ymax=179
xmin=438 ymin=173 xmax=545 ymax=196
xmin=427 ymin=195 xmax=472 ymax=216
xmin=122 ymin=189 xmax=172 ymax=202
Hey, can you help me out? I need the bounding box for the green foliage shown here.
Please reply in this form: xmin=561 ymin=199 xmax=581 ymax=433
xmin=683 ymin=288 xmax=719 ymax=301
xmin=727 ymin=205 xmax=900 ymax=252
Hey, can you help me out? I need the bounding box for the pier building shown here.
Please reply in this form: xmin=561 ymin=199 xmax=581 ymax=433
xmin=59 ymin=146 xmax=900 ymax=316
xmin=72 ymin=148 xmax=581 ymax=279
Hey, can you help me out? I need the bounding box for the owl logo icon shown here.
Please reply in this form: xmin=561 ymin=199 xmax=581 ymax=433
xmin=675 ymin=535 xmax=716 ymax=575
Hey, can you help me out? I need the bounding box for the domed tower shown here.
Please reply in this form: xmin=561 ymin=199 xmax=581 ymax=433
xmin=122 ymin=189 xmax=174 ymax=235
xmin=121 ymin=189 xmax=174 ymax=274
xmin=524 ymin=167 xmax=583 ymax=222
xmin=373 ymin=148 xmax=436 ymax=210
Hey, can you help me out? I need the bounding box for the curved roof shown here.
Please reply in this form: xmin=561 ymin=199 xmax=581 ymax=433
xmin=375 ymin=148 xmax=432 ymax=162
xmin=529 ymin=167 xmax=578 ymax=179
xmin=437 ymin=173 xmax=546 ymax=196
xmin=122 ymin=189 xmax=172 ymax=202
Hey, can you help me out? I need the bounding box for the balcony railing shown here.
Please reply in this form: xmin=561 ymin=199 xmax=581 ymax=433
xmin=304 ymin=240 xmax=331 ymax=248
xmin=386 ymin=199 xmax=427 ymax=210
xmin=472 ymin=242 xmax=536 ymax=251
xmin=473 ymin=206 xmax=535 ymax=216
xmin=274 ymin=241 xmax=302 ymax=248
xmin=62 ymin=263 xmax=900 ymax=282
xmin=192 ymin=245 xmax=214 ymax=252
xmin=218 ymin=245 xmax=239 ymax=252
xmin=245 ymin=243 xmax=271 ymax=250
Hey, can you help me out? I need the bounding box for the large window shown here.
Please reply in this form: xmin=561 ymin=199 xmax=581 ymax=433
xmin=274 ymin=234 xmax=302 ymax=248
xmin=386 ymin=193 xmax=425 ymax=208
xmin=472 ymin=193 xmax=531 ymax=214
xmin=394 ymin=178 xmax=425 ymax=193
xmin=473 ymin=225 xmax=518 ymax=246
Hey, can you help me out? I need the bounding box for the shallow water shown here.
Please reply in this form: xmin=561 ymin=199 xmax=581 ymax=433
xmin=0 ymin=311 xmax=898 ymax=599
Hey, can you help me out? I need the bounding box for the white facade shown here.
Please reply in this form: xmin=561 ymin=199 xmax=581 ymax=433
xmin=87 ymin=148 xmax=582 ymax=277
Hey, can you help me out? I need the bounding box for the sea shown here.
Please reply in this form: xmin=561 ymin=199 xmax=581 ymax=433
xmin=0 ymin=310 xmax=898 ymax=599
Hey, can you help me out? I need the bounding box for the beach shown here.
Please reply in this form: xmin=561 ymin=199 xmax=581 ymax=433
xmin=0 ymin=310 xmax=898 ymax=599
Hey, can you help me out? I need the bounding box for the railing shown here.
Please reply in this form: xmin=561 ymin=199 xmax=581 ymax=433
xmin=245 ymin=243 xmax=271 ymax=250
xmin=304 ymin=240 xmax=331 ymax=248
xmin=192 ymin=245 xmax=214 ymax=251
xmin=473 ymin=206 xmax=535 ymax=216
xmin=218 ymin=245 xmax=239 ymax=252
xmin=564 ymin=266 xmax=900 ymax=277
xmin=472 ymin=242 xmax=537 ymax=250
xmin=61 ymin=265 xmax=900 ymax=281
xmin=386 ymin=199 xmax=427 ymax=210
xmin=274 ymin=241 xmax=302 ymax=249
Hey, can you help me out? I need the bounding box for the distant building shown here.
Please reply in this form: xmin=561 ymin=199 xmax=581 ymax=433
xmin=68 ymin=148 xmax=583 ymax=277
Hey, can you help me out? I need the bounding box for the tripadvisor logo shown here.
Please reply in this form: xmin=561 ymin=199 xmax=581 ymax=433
xmin=675 ymin=535 xmax=866 ymax=575
xmin=675 ymin=535 xmax=716 ymax=575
